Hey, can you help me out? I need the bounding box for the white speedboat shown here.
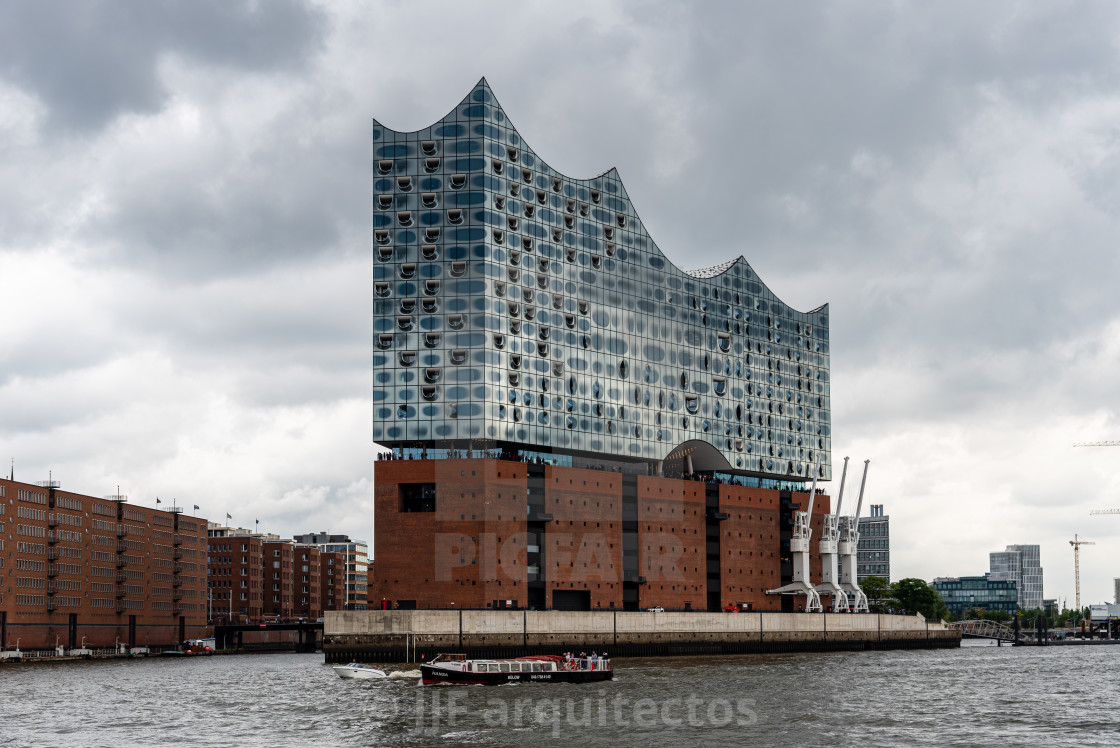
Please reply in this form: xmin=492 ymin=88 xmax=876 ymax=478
xmin=333 ymin=662 xmax=388 ymax=680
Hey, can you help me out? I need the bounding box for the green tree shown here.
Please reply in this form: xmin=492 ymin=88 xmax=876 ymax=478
xmin=890 ymin=578 xmax=949 ymax=621
xmin=860 ymin=576 xmax=893 ymax=613
xmin=1018 ymin=608 xmax=1043 ymax=628
xmin=964 ymin=606 xmax=987 ymax=621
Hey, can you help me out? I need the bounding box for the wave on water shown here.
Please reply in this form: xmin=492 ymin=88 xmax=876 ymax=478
xmin=388 ymin=669 xmax=422 ymax=678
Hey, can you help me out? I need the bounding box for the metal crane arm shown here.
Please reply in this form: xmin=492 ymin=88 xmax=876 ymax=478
xmin=853 ymin=460 xmax=870 ymax=521
xmin=833 ymin=457 xmax=849 ymax=516
xmin=805 ymin=473 xmax=818 ymax=521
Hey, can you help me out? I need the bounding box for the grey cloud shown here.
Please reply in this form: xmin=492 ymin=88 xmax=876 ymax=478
xmin=3 ymin=2 xmax=1120 ymax=597
xmin=0 ymin=0 xmax=327 ymax=133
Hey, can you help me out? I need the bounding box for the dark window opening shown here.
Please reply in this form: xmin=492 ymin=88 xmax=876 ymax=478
xmin=400 ymin=483 xmax=437 ymax=513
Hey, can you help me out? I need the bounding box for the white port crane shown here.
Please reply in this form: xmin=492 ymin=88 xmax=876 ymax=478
xmin=1070 ymin=534 xmax=1095 ymax=613
xmin=766 ymin=469 xmax=823 ymax=613
xmin=814 ymin=457 xmax=849 ymax=612
xmin=838 ymin=460 xmax=871 ymax=613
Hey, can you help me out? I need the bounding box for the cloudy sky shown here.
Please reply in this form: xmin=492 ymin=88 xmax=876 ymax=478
xmin=3 ymin=1 xmax=1119 ymax=607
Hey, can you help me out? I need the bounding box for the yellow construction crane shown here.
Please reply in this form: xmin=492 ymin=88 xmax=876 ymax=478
xmin=1070 ymin=535 xmax=1096 ymax=612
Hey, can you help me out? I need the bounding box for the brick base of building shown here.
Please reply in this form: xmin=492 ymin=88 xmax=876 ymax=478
xmin=370 ymin=458 xmax=831 ymax=613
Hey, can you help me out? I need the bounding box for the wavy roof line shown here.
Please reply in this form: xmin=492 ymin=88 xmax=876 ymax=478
xmin=374 ymin=77 xmax=828 ymax=319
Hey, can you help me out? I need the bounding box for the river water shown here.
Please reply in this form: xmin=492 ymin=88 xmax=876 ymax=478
xmin=2 ymin=642 xmax=1118 ymax=747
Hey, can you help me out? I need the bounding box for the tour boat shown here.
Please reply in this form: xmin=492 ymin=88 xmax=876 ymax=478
xmin=333 ymin=662 xmax=389 ymax=680
xmin=420 ymin=653 xmax=612 ymax=685
xmin=162 ymin=638 xmax=215 ymax=656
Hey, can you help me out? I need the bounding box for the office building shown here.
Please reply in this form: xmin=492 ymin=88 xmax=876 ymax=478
xmin=370 ymin=79 xmax=832 ymax=611
xmin=0 ymin=476 xmax=208 ymax=650
xmin=989 ymin=544 xmax=1043 ymax=611
xmin=932 ymin=576 xmax=1018 ymax=618
xmin=856 ymin=504 xmax=890 ymax=582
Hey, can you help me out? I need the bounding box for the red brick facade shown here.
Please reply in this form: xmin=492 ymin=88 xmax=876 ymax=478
xmin=322 ymin=551 xmax=347 ymax=612
xmin=370 ymin=459 xmax=832 ymax=612
xmin=263 ymin=541 xmax=295 ymax=619
xmin=636 ymin=476 xmax=707 ymax=611
xmin=206 ymin=533 xmax=265 ymax=622
xmin=294 ymin=545 xmax=321 ymax=619
xmin=207 ymin=531 xmax=326 ymax=623
xmin=545 ymin=466 xmax=624 ymax=610
xmin=0 ymin=478 xmax=208 ymax=649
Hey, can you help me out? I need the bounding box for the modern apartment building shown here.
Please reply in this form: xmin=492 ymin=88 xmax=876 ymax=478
xmin=369 ymin=80 xmax=835 ymax=612
xmin=989 ymin=544 xmax=1043 ymax=611
xmin=857 ymin=504 xmax=890 ymax=582
xmin=0 ymin=477 xmax=208 ymax=649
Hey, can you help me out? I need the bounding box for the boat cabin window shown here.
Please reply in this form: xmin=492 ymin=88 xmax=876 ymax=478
xmin=532 ymin=663 xmax=542 ymax=672
xmin=499 ymin=663 xmax=510 ymax=672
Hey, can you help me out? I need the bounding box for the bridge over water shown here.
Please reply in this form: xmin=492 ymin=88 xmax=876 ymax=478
xmin=948 ymin=619 xmax=1047 ymax=645
xmin=213 ymin=621 xmax=323 ymax=652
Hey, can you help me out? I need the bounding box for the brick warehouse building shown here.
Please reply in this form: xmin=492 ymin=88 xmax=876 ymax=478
xmin=206 ymin=526 xmax=266 ymax=622
xmin=0 ymin=477 xmax=208 ymax=650
xmin=293 ymin=533 xmax=369 ymax=610
xmin=370 ymin=80 xmax=833 ymax=612
xmin=321 ymin=549 xmax=348 ymax=613
xmin=373 ymin=459 xmax=830 ymax=612
xmin=207 ymin=526 xmax=335 ymax=622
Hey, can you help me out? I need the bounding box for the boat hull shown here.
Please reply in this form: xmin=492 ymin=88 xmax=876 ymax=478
xmin=334 ymin=665 xmax=388 ymax=680
xmin=420 ymin=664 xmax=612 ymax=686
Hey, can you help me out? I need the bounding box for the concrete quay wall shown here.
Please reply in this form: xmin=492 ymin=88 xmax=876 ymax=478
xmin=323 ymin=610 xmax=960 ymax=663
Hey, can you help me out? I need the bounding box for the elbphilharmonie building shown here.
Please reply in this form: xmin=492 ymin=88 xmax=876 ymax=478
xmin=373 ymin=79 xmax=830 ymax=483
xmin=371 ymin=81 xmax=835 ymax=613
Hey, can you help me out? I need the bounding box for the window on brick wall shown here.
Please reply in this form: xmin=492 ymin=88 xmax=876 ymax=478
xmin=400 ymin=483 xmax=437 ymax=512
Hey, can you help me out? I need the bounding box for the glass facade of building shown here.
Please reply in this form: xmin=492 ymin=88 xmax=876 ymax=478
xmin=857 ymin=504 xmax=890 ymax=582
xmin=933 ymin=575 xmax=1019 ymax=617
xmin=372 ymin=79 xmax=832 ymax=481
xmin=989 ymin=544 xmax=1043 ymax=611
